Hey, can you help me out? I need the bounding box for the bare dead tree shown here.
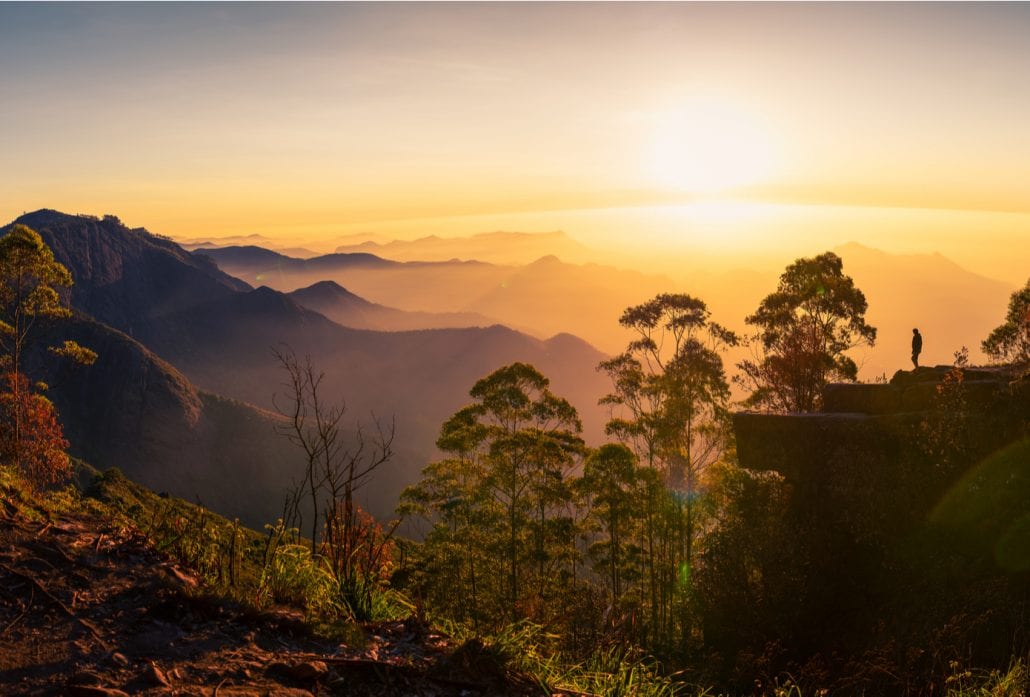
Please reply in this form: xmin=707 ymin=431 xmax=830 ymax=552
xmin=271 ymin=345 xmax=397 ymax=606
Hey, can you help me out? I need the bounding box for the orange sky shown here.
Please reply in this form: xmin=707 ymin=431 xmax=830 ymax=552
xmin=2 ymin=3 xmax=1029 ymax=262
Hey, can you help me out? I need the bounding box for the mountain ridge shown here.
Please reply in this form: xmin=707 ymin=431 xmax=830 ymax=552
xmin=286 ymin=280 xmax=499 ymax=332
xmin=3 ymin=209 xmax=612 ymax=523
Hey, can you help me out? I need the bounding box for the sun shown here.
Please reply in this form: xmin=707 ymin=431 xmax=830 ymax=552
xmin=646 ymin=97 xmax=779 ymax=195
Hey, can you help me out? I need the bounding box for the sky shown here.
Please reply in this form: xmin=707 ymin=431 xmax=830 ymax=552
xmin=2 ymin=2 xmax=1030 ymax=271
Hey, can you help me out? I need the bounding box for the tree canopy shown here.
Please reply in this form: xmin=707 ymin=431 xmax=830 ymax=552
xmin=981 ymin=278 xmax=1030 ymax=367
xmin=737 ymin=251 xmax=876 ymax=412
xmin=400 ymin=362 xmax=585 ymax=625
xmin=0 ymin=224 xmax=95 ymax=487
xmin=599 ymin=293 xmax=738 ymax=489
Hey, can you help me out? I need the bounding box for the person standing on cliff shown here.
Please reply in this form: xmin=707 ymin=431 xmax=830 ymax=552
xmin=912 ymin=328 xmax=922 ymax=368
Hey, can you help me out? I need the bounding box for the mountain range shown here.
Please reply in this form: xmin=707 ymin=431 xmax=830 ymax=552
xmin=332 ymin=230 xmax=596 ymax=265
xmin=287 ymin=280 xmax=497 ymax=332
xmin=3 ymin=210 xmax=611 ymax=527
xmin=197 ymin=239 xmax=1017 ymax=371
xmin=196 ymin=246 xmax=675 ymax=353
xmin=1 ymin=210 xmax=1016 ymax=527
xmin=176 ymin=229 xmax=595 ymax=266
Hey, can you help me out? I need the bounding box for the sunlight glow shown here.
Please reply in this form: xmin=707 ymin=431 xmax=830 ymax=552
xmin=646 ymin=97 xmax=779 ymax=195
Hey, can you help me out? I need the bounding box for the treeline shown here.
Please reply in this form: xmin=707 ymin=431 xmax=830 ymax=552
xmin=393 ymin=255 xmax=1030 ymax=692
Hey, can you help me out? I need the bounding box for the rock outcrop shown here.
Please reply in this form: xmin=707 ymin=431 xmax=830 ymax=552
xmin=727 ymin=365 xmax=1029 ymax=666
xmin=733 ymin=365 xmax=1021 ymax=484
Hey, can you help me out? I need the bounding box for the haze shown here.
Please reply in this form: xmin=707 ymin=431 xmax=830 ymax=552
xmin=1 ymin=2 xmax=1027 ymax=380
xmin=1 ymin=3 xmax=1028 ymax=276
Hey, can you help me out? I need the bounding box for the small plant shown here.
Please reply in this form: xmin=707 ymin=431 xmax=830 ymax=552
xmin=441 ymin=619 xmax=681 ymax=697
xmin=0 ymin=372 xmax=71 ymax=489
xmin=945 ymin=658 xmax=1028 ymax=696
xmin=259 ymin=524 xmax=339 ymax=615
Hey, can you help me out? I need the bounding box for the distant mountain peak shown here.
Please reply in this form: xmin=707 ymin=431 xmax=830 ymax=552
xmin=303 ymin=279 xmax=349 ymax=293
xmin=831 ymin=241 xmax=993 ymax=280
xmin=471 ymin=230 xmax=566 ymax=240
xmin=530 ymin=254 xmax=563 ymax=266
xmin=288 ymin=279 xmax=368 ymax=305
xmin=13 ymin=209 xmax=128 ymax=233
xmin=330 ymin=228 xmax=591 ymax=264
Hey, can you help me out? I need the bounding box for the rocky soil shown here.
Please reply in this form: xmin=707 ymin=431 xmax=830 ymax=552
xmin=0 ymin=499 xmax=538 ymax=696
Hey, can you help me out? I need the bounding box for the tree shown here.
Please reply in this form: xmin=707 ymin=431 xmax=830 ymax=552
xmin=598 ymin=293 xmax=737 ymax=649
xmin=981 ymin=278 xmax=1030 ymax=367
xmin=0 ymin=372 xmax=70 ymax=488
xmin=737 ymin=251 xmax=876 ymax=412
xmin=599 ymin=293 xmax=738 ymax=489
xmin=695 ymin=461 xmax=802 ymax=661
xmin=579 ymin=443 xmax=639 ymax=606
xmin=272 ymin=346 xmax=396 ymax=618
xmin=468 ymin=363 xmax=584 ymax=621
xmin=0 ymin=225 xmax=95 ymax=373
xmin=0 ymin=224 xmax=95 ymax=485
xmin=400 ymin=362 xmax=584 ymax=625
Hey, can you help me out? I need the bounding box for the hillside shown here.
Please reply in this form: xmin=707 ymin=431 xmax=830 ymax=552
xmin=143 ymin=295 xmax=609 ymax=517
xmin=0 ymin=468 xmax=540 ymax=696
xmin=23 ymin=313 xmax=305 ymax=529
xmin=198 ymin=246 xmax=673 ymax=354
xmin=5 ymin=210 xmax=612 ymax=523
xmin=287 ymin=280 xmax=497 ymax=332
xmin=2 ymin=211 xmax=250 ymax=342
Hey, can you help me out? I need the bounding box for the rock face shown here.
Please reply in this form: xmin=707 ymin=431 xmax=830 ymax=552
xmin=733 ymin=411 xmax=922 ymax=483
xmin=727 ymin=366 xmax=1029 ymax=665
xmin=2 ymin=210 xmax=250 ymax=343
xmin=733 ymin=365 xmax=1018 ymax=484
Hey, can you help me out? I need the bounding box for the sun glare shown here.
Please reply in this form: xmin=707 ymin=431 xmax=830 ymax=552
xmin=646 ymin=97 xmax=779 ymax=195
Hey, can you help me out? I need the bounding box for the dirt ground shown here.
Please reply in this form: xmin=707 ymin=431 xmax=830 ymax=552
xmin=0 ymin=502 xmax=538 ymax=697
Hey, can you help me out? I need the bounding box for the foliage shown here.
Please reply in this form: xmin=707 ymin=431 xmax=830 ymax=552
xmin=84 ymin=466 xmax=261 ymax=596
xmin=49 ymin=339 xmax=99 ymax=364
xmin=694 ymin=462 xmax=803 ymax=665
xmin=400 ymin=362 xmax=585 ymax=628
xmin=597 ymin=293 xmax=737 ymax=652
xmin=578 ymin=443 xmax=639 ymax=605
xmin=981 ymin=278 xmax=1030 ymax=367
xmin=0 ymin=224 xmax=96 ymax=374
xmin=737 ymin=252 xmax=875 ymax=412
xmin=441 ymin=619 xmax=682 ymax=697
xmin=919 ymin=348 xmax=973 ymax=475
xmin=599 ymin=293 xmax=738 ymax=487
xmin=944 ymin=659 xmax=1028 ymax=697
xmin=0 ymin=372 xmax=70 ymax=489
xmin=0 ymin=225 xmax=94 ymax=490
xmin=259 ymin=524 xmax=340 ymax=615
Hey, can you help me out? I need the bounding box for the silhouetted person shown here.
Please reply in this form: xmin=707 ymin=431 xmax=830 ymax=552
xmin=911 ymin=328 xmax=922 ymax=368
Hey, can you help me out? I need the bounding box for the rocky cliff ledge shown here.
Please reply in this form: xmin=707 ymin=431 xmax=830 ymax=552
xmin=733 ymin=365 xmax=1022 ymax=484
xmin=726 ymin=366 xmax=1028 ymax=666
